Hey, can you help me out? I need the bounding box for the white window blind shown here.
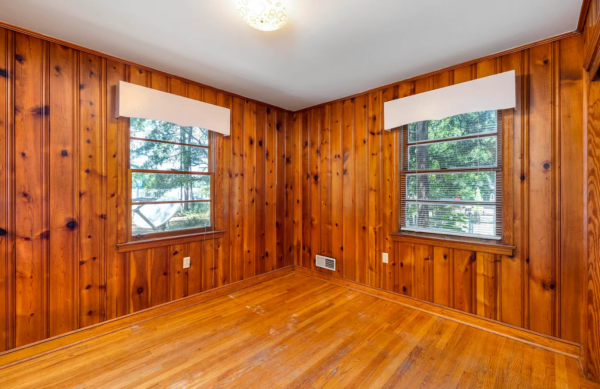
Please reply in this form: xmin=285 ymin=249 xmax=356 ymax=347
xmin=400 ymin=110 xmax=502 ymax=240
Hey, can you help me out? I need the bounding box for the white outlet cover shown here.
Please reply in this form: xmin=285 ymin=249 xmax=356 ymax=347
xmin=183 ymin=257 xmax=191 ymax=269
xmin=382 ymin=253 xmax=389 ymax=264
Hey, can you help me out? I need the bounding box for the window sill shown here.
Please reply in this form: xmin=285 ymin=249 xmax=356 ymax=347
xmin=390 ymin=232 xmax=515 ymax=256
xmin=117 ymin=230 xmax=226 ymax=253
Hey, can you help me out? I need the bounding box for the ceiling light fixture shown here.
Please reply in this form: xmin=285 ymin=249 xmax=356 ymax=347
xmin=237 ymin=0 xmax=288 ymax=32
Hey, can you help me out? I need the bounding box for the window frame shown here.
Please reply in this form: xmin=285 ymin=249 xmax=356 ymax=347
xmin=399 ymin=109 xmax=504 ymax=241
xmin=126 ymin=118 xmax=216 ymax=242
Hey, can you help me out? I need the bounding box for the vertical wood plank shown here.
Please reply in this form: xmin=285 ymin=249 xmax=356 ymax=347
xmin=381 ymin=86 xmax=398 ymax=291
xmin=330 ymin=101 xmax=343 ymax=277
xmin=433 ymin=246 xmax=452 ymax=307
xmin=454 ymin=249 xmax=476 ymax=313
xmin=310 ymin=108 xmax=321 ymax=271
xmin=105 ymin=60 xmax=126 ymax=320
xmin=201 ymin=239 xmax=213 ymax=291
xmin=414 ymin=244 xmax=432 ymax=302
xmin=149 ymin=246 xmax=168 ymax=307
xmin=558 ymin=35 xmax=585 ymax=343
xmin=186 ymin=241 xmax=202 ymax=295
xmin=129 ymin=250 xmax=148 ymax=313
xmin=397 ymin=242 xmax=414 ymax=296
xmin=230 ymin=97 xmax=244 ymax=283
xmin=476 ymin=252 xmax=500 ymax=320
xmin=342 ymin=99 xmax=356 ymax=281
xmin=243 ymin=100 xmax=256 ymax=279
xmin=275 ymin=110 xmax=286 ymax=268
xmin=587 ymin=75 xmax=600 ymax=383
xmin=528 ymin=43 xmax=556 ymax=336
xmin=354 ymin=96 xmax=368 ymax=284
xmin=0 ymin=27 xmax=9 ymax=351
xmin=266 ymin=107 xmax=277 ymax=272
xmin=255 ymin=105 xmax=266 ymax=275
xmin=301 ymin=111 xmax=311 ymax=269
xmin=48 ymin=42 xmax=76 ymax=337
xmin=170 ymin=244 xmax=186 ymax=301
xmin=14 ymin=33 xmax=45 ymax=347
xmin=367 ymin=91 xmax=382 ymax=288
xmin=79 ymin=52 xmax=103 ymax=328
xmin=500 ymin=50 xmax=524 ymax=328
xmin=320 ymin=105 xmax=332 ymax=272
xmin=215 ymin=92 xmax=232 ymax=287
xmin=284 ymin=110 xmax=297 ymax=267
xmin=293 ymin=112 xmax=302 ymax=266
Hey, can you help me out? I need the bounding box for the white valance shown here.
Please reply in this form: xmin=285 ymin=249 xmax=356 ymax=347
xmin=384 ymin=70 xmax=516 ymax=130
xmin=116 ymin=81 xmax=231 ymax=136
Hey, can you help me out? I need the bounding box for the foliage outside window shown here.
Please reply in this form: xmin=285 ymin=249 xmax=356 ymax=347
xmin=400 ymin=110 xmax=502 ymax=240
xmin=129 ymin=118 xmax=213 ymax=239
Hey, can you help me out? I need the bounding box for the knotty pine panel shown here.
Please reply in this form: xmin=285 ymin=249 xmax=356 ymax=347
xmin=587 ymin=72 xmax=600 ymax=383
xmin=0 ymin=27 xmax=295 ymax=351
xmin=296 ymin=35 xmax=586 ymax=344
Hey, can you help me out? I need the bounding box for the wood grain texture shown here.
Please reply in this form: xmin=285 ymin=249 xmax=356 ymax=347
xmin=587 ymin=74 xmax=600 ymax=383
xmin=296 ymin=36 xmax=586 ymax=347
xmin=14 ymin=33 xmax=46 ymax=347
xmin=0 ymin=28 xmax=10 ymax=352
xmin=0 ymin=27 xmax=293 ymax=352
xmin=0 ymin=273 xmax=594 ymax=389
xmin=584 ymin=0 xmax=600 ymax=76
xmin=48 ymin=42 xmax=77 ymax=337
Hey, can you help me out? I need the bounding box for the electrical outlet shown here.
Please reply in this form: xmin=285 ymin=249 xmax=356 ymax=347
xmin=382 ymin=253 xmax=389 ymax=264
xmin=183 ymin=257 xmax=191 ymax=269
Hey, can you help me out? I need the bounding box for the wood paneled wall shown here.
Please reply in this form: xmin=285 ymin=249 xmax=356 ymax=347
xmin=291 ymin=34 xmax=586 ymax=344
xmin=584 ymin=0 xmax=600 ymax=77
xmin=0 ymin=27 xmax=297 ymax=351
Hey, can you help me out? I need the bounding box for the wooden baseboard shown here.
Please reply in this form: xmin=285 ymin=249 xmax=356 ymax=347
xmin=292 ymin=265 xmax=582 ymax=361
xmin=0 ymin=266 xmax=294 ymax=369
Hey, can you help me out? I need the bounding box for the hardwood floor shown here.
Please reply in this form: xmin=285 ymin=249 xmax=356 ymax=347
xmin=0 ymin=273 xmax=596 ymax=388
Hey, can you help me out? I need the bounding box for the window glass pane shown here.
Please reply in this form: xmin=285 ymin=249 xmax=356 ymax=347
xmin=132 ymin=202 xmax=211 ymax=236
xmin=404 ymin=202 xmax=498 ymax=238
xmin=407 ymin=136 xmax=497 ymax=171
xmin=132 ymin=173 xmax=210 ymax=202
xmin=407 ymin=172 xmax=496 ymax=202
xmin=130 ymin=118 xmax=209 ymax=146
xmin=408 ymin=111 xmax=497 ymax=143
xmin=131 ymin=139 xmax=209 ymax=172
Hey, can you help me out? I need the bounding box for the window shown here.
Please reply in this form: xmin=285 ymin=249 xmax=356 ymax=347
xmin=129 ymin=118 xmax=213 ymax=240
xmin=400 ymin=110 xmax=502 ymax=240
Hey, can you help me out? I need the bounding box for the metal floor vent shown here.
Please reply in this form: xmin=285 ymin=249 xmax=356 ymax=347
xmin=316 ymin=255 xmax=336 ymax=271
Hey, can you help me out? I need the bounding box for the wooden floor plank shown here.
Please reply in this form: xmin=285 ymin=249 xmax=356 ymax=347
xmin=0 ymin=273 xmax=596 ymax=389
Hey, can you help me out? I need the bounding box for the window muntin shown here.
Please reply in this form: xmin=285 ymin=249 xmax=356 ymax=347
xmin=400 ymin=110 xmax=502 ymax=240
xmin=130 ymin=140 xmax=209 ymax=172
xmin=129 ymin=118 xmax=213 ymax=239
xmin=407 ymin=136 xmax=497 ymax=171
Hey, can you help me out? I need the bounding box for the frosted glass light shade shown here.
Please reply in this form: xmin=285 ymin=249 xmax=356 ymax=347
xmin=238 ymin=0 xmax=288 ymax=31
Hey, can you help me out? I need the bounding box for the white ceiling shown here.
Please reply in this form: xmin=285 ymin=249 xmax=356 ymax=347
xmin=0 ymin=0 xmax=582 ymax=111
